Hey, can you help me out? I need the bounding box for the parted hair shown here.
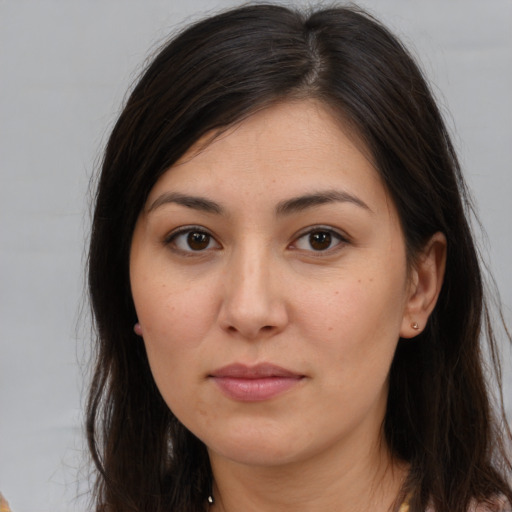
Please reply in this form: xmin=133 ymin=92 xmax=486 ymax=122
xmin=87 ymin=4 xmax=512 ymax=511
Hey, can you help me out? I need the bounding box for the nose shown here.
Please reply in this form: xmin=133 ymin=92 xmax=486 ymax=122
xmin=218 ymin=244 xmax=289 ymax=340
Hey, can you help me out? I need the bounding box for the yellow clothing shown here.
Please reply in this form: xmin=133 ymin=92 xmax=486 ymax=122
xmin=0 ymin=493 xmax=12 ymax=512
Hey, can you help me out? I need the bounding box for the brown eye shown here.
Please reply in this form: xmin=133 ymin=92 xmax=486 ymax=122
xmin=187 ymin=231 xmax=210 ymax=250
xmin=168 ymin=228 xmax=220 ymax=253
xmin=293 ymin=227 xmax=346 ymax=253
xmin=309 ymin=231 xmax=332 ymax=251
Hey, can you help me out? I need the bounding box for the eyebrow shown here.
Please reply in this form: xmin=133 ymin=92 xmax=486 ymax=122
xmin=147 ymin=189 xmax=371 ymax=216
xmin=276 ymin=190 xmax=372 ymax=216
xmin=147 ymin=192 xmax=224 ymax=214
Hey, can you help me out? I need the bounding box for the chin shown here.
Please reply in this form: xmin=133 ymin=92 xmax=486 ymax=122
xmin=200 ymin=419 xmax=319 ymax=468
xmin=208 ymin=442 xmax=302 ymax=468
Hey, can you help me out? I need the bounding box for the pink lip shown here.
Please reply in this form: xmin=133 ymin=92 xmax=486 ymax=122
xmin=209 ymin=363 xmax=304 ymax=402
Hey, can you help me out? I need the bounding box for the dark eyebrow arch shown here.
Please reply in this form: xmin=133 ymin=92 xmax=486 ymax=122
xmin=276 ymin=190 xmax=372 ymax=216
xmin=147 ymin=192 xmax=224 ymax=215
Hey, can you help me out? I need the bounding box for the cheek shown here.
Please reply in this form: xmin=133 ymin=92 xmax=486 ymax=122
xmin=299 ymin=275 xmax=406 ymax=342
xmin=296 ymin=269 xmax=407 ymax=393
xmin=133 ymin=267 xmax=217 ymax=347
xmin=130 ymin=269 xmax=219 ymax=401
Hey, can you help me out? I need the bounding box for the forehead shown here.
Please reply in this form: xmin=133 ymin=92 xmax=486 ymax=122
xmin=146 ymin=100 xmax=389 ymax=216
xmin=177 ymin=99 xmax=373 ymax=168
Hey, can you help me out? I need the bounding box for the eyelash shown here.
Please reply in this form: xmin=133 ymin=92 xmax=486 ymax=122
xmin=164 ymin=226 xmax=220 ymax=255
xmin=290 ymin=226 xmax=349 ymax=254
xmin=164 ymin=225 xmax=349 ymax=255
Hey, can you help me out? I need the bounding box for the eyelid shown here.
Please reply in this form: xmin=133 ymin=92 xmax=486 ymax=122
xmin=289 ymin=225 xmax=350 ymax=253
xmin=163 ymin=224 xmax=207 ymax=243
xmin=163 ymin=225 xmax=221 ymax=253
xmin=162 ymin=224 xmax=349 ymax=255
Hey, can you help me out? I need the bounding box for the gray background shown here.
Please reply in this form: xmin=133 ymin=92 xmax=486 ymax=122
xmin=1 ymin=1 xmax=511 ymax=511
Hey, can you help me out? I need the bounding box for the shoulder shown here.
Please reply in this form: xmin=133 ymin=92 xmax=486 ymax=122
xmin=0 ymin=493 xmax=12 ymax=512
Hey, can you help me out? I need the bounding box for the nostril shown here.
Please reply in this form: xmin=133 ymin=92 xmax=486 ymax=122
xmin=225 ymin=324 xmax=276 ymax=336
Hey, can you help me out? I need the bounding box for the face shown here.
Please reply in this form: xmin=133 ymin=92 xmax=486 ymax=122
xmin=130 ymin=100 xmax=414 ymax=470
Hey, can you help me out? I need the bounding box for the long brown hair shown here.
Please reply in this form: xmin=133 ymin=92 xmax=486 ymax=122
xmin=87 ymin=4 xmax=512 ymax=511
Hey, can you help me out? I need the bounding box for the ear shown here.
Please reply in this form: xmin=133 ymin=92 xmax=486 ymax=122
xmin=400 ymin=232 xmax=447 ymax=338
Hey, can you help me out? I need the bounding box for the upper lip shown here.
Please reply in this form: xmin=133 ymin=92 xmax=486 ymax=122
xmin=209 ymin=363 xmax=303 ymax=379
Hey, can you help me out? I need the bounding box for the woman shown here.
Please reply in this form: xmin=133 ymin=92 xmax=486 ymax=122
xmin=87 ymin=4 xmax=512 ymax=512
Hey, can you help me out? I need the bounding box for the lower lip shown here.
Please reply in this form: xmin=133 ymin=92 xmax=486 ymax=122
xmin=211 ymin=376 xmax=303 ymax=402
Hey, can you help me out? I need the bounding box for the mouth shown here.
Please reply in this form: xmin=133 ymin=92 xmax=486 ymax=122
xmin=208 ymin=363 xmax=305 ymax=402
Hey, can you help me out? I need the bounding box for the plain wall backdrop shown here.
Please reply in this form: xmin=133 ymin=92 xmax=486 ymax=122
xmin=1 ymin=1 xmax=511 ymax=511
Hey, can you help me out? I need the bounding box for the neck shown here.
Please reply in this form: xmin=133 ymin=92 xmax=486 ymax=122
xmin=208 ymin=435 xmax=407 ymax=512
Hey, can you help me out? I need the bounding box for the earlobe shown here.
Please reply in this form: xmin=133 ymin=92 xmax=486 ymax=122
xmin=400 ymin=232 xmax=447 ymax=339
xmin=134 ymin=322 xmax=143 ymax=336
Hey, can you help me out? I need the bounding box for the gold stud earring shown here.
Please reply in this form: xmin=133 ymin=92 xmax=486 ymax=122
xmin=411 ymin=321 xmax=419 ymax=330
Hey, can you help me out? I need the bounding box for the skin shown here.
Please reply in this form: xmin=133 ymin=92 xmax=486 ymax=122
xmin=130 ymin=100 xmax=446 ymax=512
